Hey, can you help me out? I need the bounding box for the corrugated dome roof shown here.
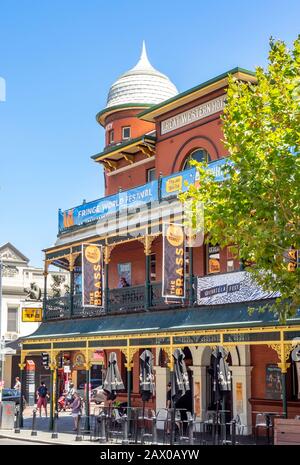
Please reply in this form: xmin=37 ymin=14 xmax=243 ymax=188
xmin=106 ymin=41 xmax=178 ymax=108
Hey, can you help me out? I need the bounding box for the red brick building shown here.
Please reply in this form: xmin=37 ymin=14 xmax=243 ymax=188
xmin=22 ymin=43 xmax=300 ymax=434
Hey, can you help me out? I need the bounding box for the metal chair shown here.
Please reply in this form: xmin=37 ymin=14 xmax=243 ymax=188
xmin=156 ymin=408 xmax=169 ymax=444
xmin=106 ymin=408 xmax=125 ymax=443
xmin=254 ymin=413 xmax=272 ymax=444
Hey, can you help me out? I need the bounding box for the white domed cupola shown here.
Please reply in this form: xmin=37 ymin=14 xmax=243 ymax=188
xmin=106 ymin=41 xmax=178 ymax=108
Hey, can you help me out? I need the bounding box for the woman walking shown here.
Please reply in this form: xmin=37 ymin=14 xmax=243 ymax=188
xmin=71 ymin=392 xmax=82 ymax=431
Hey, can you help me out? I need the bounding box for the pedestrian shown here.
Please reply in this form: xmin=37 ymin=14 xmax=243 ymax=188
xmin=118 ymin=277 xmax=129 ymax=288
xmin=71 ymin=392 xmax=82 ymax=431
xmin=65 ymin=382 xmax=75 ymax=408
xmin=36 ymin=381 xmax=48 ymax=417
xmin=14 ymin=377 xmax=21 ymax=392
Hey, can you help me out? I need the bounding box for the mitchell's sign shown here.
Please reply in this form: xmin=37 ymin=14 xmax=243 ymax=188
xmin=161 ymin=95 xmax=226 ymax=135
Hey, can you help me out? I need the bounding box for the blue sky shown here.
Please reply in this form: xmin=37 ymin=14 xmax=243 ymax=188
xmin=0 ymin=0 xmax=299 ymax=267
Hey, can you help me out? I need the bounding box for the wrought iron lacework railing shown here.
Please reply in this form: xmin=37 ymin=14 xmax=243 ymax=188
xmin=44 ymin=280 xmax=194 ymax=320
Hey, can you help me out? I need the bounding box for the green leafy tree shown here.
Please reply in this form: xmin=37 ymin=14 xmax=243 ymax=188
xmin=181 ymin=36 xmax=300 ymax=322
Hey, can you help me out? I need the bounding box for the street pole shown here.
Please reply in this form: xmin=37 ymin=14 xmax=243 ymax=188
xmin=0 ymin=259 xmax=5 ymax=402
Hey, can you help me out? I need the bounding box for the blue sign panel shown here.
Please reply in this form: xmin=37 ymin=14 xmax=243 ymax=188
xmin=205 ymin=157 xmax=232 ymax=182
xmin=59 ymin=181 xmax=158 ymax=232
xmin=119 ymin=181 xmax=158 ymax=211
xmin=161 ymin=168 xmax=196 ymax=199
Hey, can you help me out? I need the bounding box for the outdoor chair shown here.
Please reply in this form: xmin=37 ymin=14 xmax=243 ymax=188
xmin=106 ymin=408 xmax=125 ymax=443
xmin=156 ymin=408 xmax=169 ymax=444
xmin=176 ymin=411 xmax=195 ymax=444
xmin=136 ymin=408 xmax=156 ymax=444
xmin=254 ymin=413 xmax=273 ymax=444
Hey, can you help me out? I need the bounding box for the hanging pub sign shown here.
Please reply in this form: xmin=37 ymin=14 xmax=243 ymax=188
xmin=82 ymin=243 xmax=103 ymax=307
xmin=162 ymin=223 xmax=185 ymax=299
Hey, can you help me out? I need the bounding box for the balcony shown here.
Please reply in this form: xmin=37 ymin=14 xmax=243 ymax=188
xmin=44 ymin=281 xmax=192 ymax=321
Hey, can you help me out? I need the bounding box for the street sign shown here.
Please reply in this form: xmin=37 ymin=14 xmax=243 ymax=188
xmin=22 ymin=307 xmax=42 ymax=322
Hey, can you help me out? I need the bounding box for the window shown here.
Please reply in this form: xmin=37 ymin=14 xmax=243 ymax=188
xmin=227 ymin=246 xmax=236 ymax=272
xmin=207 ymin=244 xmax=220 ymax=274
xmin=147 ymin=168 xmax=156 ymax=182
xmin=108 ymin=129 xmax=114 ymax=144
xmin=122 ymin=126 xmax=131 ymax=140
xmin=7 ymin=307 xmax=18 ymax=332
xmin=183 ymin=148 xmax=210 ymax=170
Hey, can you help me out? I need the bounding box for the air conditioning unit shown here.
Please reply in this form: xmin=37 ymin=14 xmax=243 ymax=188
xmin=5 ymin=332 xmax=18 ymax=341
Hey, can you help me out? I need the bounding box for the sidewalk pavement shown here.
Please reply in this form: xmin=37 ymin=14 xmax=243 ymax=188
xmin=0 ymin=405 xmax=99 ymax=445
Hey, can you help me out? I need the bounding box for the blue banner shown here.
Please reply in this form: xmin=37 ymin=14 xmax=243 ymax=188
xmin=161 ymin=168 xmax=196 ymax=199
xmin=59 ymin=181 xmax=158 ymax=232
xmin=205 ymin=157 xmax=232 ymax=182
xmin=119 ymin=181 xmax=158 ymax=211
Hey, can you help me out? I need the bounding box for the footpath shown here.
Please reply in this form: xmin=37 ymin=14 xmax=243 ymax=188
xmin=0 ymin=406 xmax=99 ymax=445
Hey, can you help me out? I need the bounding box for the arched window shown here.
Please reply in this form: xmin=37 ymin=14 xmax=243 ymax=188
xmin=183 ymin=148 xmax=210 ymax=170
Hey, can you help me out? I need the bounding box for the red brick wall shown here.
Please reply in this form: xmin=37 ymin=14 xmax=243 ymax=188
xmin=154 ymin=90 xmax=228 ymax=176
xmin=250 ymin=345 xmax=300 ymax=419
xmin=104 ymin=109 xmax=154 ymax=147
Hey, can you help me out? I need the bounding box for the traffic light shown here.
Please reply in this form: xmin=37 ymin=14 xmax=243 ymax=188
xmin=287 ymin=247 xmax=298 ymax=272
xmin=41 ymin=352 xmax=49 ymax=370
xmin=58 ymin=354 xmax=64 ymax=369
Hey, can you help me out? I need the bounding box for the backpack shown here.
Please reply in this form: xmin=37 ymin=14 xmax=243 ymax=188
xmin=38 ymin=386 xmax=47 ymax=398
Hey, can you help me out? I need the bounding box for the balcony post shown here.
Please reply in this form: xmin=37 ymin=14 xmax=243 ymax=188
xmin=143 ymin=235 xmax=153 ymax=311
xmin=104 ymin=244 xmax=115 ymax=313
xmin=189 ymin=245 xmax=194 ymax=306
xmin=43 ymin=261 xmax=49 ymax=321
xmin=69 ymin=253 xmax=75 ymax=318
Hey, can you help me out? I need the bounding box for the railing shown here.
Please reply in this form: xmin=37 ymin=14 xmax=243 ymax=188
xmin=44 ymin=280 xmax=194 ymax=321
xmin=44 ymin=295 xmax=71 ymax=320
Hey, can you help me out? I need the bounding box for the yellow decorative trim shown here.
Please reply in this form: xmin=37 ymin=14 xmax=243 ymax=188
xmin=138 ymin=234 xmax=159 ymax=256
xmin=104 ymin=244 xmax=116 ymax=265
xmin=268 ymin=342 xmax=294 ymax=373
xmin=121 ymin=347 xmax=137 ymax=370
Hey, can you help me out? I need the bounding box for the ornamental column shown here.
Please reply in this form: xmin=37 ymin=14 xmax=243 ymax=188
xmin=138 ymin=234 xmax=158 ymax=310
xmin=43 ymin=261 xmax=49 ymax=321
xmin=18 ymin=355 xmax=26 ymax=428
xmin=269 ymin=338 xmax=294 ymax=419
xmin=104 ymin=244 xmax=115 ymax=313
xmin=122 ymin=345 xmax=136 ymax=408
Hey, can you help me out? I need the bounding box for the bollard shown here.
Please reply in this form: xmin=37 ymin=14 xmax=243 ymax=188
xmin=14 ymin=407 xmax=20 ymax=434
xmin=75 ymin=414 xmax=82 ymax=441
xmin=122 ymin=414 xmax=129 ymax=444
xmin=51 ymin=411 xmax=58 ymax=439
xmin=31 ymin=409 xmax=37 ymax=436
xmin=99 ymin=411 xmax=106 ymax=443
xmin=188 ymin=418 xmax=194 ymax=445
xmin=152 ymin=415 xmax=157 ymax=445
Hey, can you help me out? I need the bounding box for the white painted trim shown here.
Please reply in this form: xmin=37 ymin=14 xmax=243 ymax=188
xmin=106 ymin=156 xmax=155 ymax=176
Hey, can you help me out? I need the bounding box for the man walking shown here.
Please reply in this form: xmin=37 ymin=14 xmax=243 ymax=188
xmin=36 ymin=381 xmax=48 ymax=417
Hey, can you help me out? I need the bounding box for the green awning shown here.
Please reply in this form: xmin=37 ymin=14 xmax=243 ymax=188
xmin=24 ymin=300 xmax=300 ymax=341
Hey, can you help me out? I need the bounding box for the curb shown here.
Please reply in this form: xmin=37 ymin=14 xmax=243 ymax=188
xmin=0 ymin=432 xmax=93 ymax=446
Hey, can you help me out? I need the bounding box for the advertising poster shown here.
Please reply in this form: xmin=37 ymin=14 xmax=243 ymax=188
xmin=82 ymin=243 xmax=103 ymax=307
xmin=117 ymin=262 xmax=132 ymax=286
xmin=162 ymin=223 xmax=185 ymax=299
xmin=266 ymin=364 xmax=282 ymax=400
